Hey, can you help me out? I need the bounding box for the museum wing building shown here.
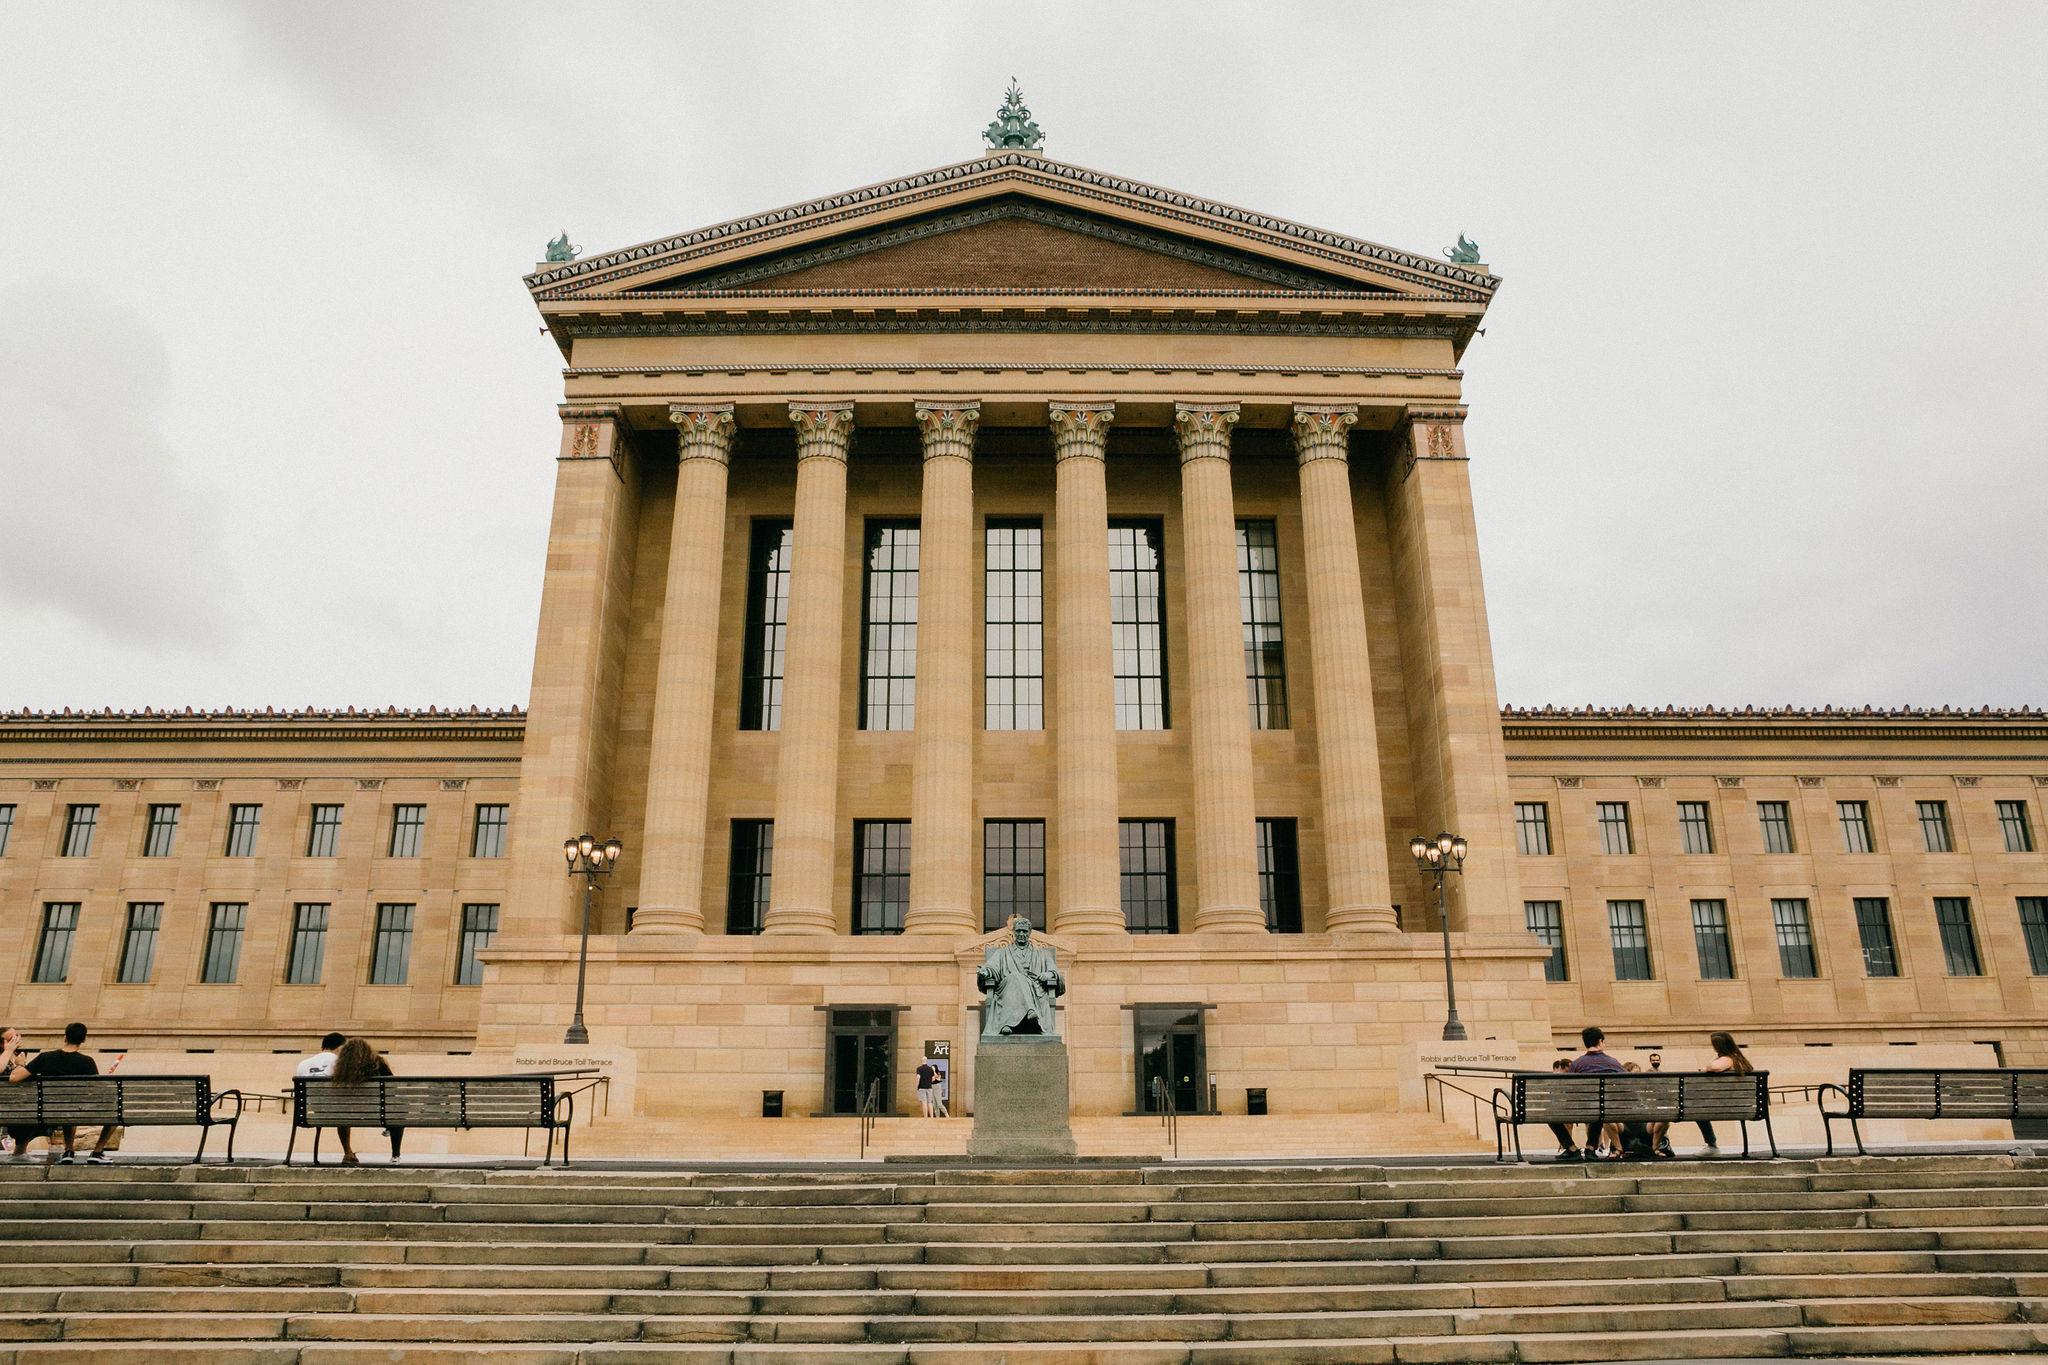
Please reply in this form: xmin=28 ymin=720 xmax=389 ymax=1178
xmin=5 ymin=120 xmax=2047 ymax=1120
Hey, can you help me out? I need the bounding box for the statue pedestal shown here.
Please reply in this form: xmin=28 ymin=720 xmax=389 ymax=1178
xmin=966 ymin=1038 xmax=1077 ymax=1162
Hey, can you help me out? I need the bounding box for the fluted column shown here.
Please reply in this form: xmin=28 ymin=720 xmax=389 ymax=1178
xmin=1173 ymin=403 xmax=1266 ymax=933
xmin=1048 ymin=402 xmax=1126 ymax=934
xmin=762 ymin=403 xmax=855 ymax=935
xmin=1292 ymin=405 xmax=1396 ymax=932
xmin=631 ymin=405 xmax=736 ymax=934
xmin=903 ymin=401 xmax=980 ymax=935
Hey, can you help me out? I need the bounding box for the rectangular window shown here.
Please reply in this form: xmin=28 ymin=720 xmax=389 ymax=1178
xmin=852 ymin=821 xmax=911 ymax=934
xmin=223 ymin=804 xmax=262 ymax=858
xmin=1596 ymin=802 xmax=1633 ymax=856
xmin=1839 ymin=801 xmax=1876 ymax=854
xmin=859 ymin=521 xmax=919 ymax=731
xmin=1109 ymin=521 xmax=1169 ymax=730
xmin=1676 ymin=802 xmax=1715 ymax=855
xmin=1934 ymin=897 xmax=1982 ymax=976
xmin=726 ymin=820 xmax=773 ymax=935
xmin=0 ymin=803 xmax=13 ymax=856
xmin=1758 ymin=801 xmax=1796 ymax=854
xmin=200 ymin=902 xmax=247 ymax=983
xmin=983 ymin=819 xmax=1047 ymax=932
xmin=1855 ymin=898 xmax=1899 ymax=977
xmin=740 ymin=519 xmax=794 ymax=731
xmin=286 ymin=903 xmax=329 ymax=985
xmin=117 ymin=903 xmax=162 ymax=984
xmin=471 ymin=804 xmax=509 ymax=858
xmin=1237 ymin=520 xmax=1288 ymax=730
xmin=143 ymin=804 xmax=180 ymax=857
xmin=61 ymin=804 xmax=98 ymax=857
xmin=984 ymin=520 xmax=1044 ymax=731
xmin=1514 ymin=803 xmax=1552 ymax=856
xmin=1998 ymin=800 xmax=2035 ymax=853
xmin=2019 ymin=898 xmax=2048 ymax=976
xmin=32 ymin=903 xmax=79 ymax=983
xmin=1525 ymin=901 xmax=1568 ymax=981
xmin=369 ymin=903 xmax=415 ymax=984
xmin=1608 ymin=900 xmax=1652 ymax=980
xmin=1691 ymin=899 xmax=1736 ymax=980
xmin=306 ymin=804 xmax=344 ymax=857
xmin=454 ymin=903 xmax=500 ymax=986
xmin=1120 ymin=819 xmax=1178 ymax=933
xmin=1919 ymin=801 xmax=1955 ymax=853
xmin=1772 ymin=898 xmax=1818 ymax=978
xmin=1257 ymin=818 xmax=1302 ymax=933
xmin=388 ymin=804 xmax=426 ymax=858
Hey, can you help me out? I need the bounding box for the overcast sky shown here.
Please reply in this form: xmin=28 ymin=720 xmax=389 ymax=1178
xmin=2 ymin=2 xmax=2042 ymax=713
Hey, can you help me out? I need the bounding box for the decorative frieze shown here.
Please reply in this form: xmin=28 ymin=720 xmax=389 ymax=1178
xmin=440 ymin=778 xmax=469 ymax=791
xmin=114 ymin=779 xmax=140 ymax=791
xmin=356 ymin=778 xmax=384 ymax=792
xmin=1635 ymin=776 xmax=1664 ymax=789
xmin=1798 ymin=776 xmax=1826 ymax=787
xmin=276 ymin=779 xmax=304 ymax=791
xmin=1955 ymin=776 xmax=1981 ymax=787
xmin=1290 ymin=405 xmax=1358 ymax=466
xmin=1554 ymin=776 xmax=1582 ymax=789
xmin=1715 ymin=776 xmax=1744 ymax=788
xmin=31 ymin=779 xmax=57 ymax=791
xmin=193 ymin=779 xmax=221 ymax=791
xmin=1876 ymin=776 xmax=1902 ymax=787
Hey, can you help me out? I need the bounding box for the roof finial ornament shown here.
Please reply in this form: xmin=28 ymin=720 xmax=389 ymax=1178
xmin=545 ymin=231 xmax=580 ymax=263
xmin=982 ymin=79 xmax=1045 ymax=152
xmin=1445 ymin=234 xmax=1482 ymax=266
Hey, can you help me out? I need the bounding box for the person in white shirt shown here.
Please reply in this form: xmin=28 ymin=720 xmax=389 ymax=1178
xmin=295 ymin=1032 xmax=346 ymax=1079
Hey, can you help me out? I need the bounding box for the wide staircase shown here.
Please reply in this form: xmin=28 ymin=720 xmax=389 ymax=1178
xmin=3 ymin=1153 xmax=2047 ymax=1362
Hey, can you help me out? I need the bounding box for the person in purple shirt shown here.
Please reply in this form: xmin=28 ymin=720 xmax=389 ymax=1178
xmin=1568 ymin=1026 xmax=1625 ymax=1155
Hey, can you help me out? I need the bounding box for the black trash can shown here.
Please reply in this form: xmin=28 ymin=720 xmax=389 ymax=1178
xmin=1246 ymin=1087 xmax=1268 ymax=1116
xmin=762 ymin=1090 xmax=783 ymax=1118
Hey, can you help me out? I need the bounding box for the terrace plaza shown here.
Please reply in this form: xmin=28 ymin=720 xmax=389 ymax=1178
xmin=4 ymin=92 xmax=2047 ymax=1169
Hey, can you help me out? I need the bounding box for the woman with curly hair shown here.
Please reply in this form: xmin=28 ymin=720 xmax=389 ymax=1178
xmin=331 ymin=1038 xmax=401 ymax=1165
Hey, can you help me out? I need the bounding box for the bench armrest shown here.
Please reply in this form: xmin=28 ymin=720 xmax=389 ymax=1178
xmin=210 ymin=1088 xmax=246 ymax=1123
xmin=1815 ymin=1082 xmax=1847 ymax=1118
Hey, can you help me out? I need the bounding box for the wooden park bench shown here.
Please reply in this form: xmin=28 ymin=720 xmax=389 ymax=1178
xmin=0 ymin=1074 xmax=243 ymax=1162
xmin=1818 ymin=1067 xmax=2048 ymax=1155
xmin=287 ymin=1074 xmax=576 ymax=1165
xmin=1491 ymin=1070 xmax=1777 ymax=1162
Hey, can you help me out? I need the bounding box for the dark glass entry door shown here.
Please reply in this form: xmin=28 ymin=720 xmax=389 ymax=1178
xmin=1134 ymin=1006 xmax=1206 ymax=1114
xmin=826 ymin=1007 xmax=896 ymax=1115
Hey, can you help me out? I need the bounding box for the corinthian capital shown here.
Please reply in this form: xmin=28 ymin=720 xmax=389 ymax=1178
xmin=669 ymin=403 xmax=737 ymax=465
xmin=913 ymin=401 xmax=980 ymax=463
xmin=1291 ymin=404 xmax=1358 ymax=466
xmin=788 ymin=403 xmax=856 ymax=464
xmin=1172 ymin=402 xmax=1239 ymax=464
xmin=1047 ymin=402 xmax=1115 ymax=462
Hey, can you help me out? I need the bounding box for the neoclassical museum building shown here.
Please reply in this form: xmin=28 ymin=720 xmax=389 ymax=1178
xmin=5 ymin=98 xmax=2046 ymax=1126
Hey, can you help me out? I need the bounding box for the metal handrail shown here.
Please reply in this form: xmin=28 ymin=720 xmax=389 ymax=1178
xmin=1424 ymin=1072 xmax=1496 ymax=1141
xmin=1151 ymin=1077 xmax=1178 ymax=1159
xmin=857 ymin=1078 xmax=881 ymax=1159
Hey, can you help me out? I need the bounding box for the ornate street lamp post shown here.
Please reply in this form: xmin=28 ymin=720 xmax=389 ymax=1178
xmin=1408 ymin=830 xmax=1469 ymax=1042
xmin=561 ymin=833 xmax=622 ymax=1046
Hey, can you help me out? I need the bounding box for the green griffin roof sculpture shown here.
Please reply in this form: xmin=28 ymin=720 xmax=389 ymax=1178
xmin=982 ymin=80 xmax=1045 ymax=152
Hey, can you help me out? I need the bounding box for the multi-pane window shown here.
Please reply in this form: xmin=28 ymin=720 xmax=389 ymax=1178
xmin=388 ymin=804 xmax=426 ymax=858
xmin=859 ymin=522 xmax=919 ymax=731
xmin=985 ymin=521 xmax=1044 ymax=731
xmin=1608 ymin=900 xmax=1652 ymax=980
xmin=286 ymin=904 xmax=329 ymax=985
xmin=1677 ymin=802 xmax=1715 ymax=855
xmin=471 ymin=804 xmax=509 ymax=858
xmin=1855 ymin=898 xmax=1900 ymax=977
xmin=1109 ymin=521 xmax=1169 ymax=730
xmin=1757 ymin=801 xmax=1796 ymax=854
xmin=200 ymin=903 xmax=247 ymax=983
xmin=852 ymin=821 xmax=911 ymax=934
xmin=1257 ymin=818 xmax=1302 ymax=933
xmin=739 ymin=520 xmax=794 ymax=731
xmin=983 ymin=820 xmax=1047 ymax=932
xmin=0 ymin=803 xmax=13 ymax=856
xmin=1691 ymin=900 xmax=1736 ymax=980
xmin=1525 ymin=901 xmax=1568 ymax=981
xmin=32 ymin=904 xmax=79 ymax=983
xmin=117 ymin=903 xmax=162 ymax=984
xmin=1839 ymin=801 xmax=1876 ymax=854
xmin=1596 ymin=803 xmax=1633 ymax=856
xmin=726 ymin=821 xmax=773 ymax=935
xmin=1237 ymin=520 xmax=1288 ymax=730
xmin=306 ymin=805 xmax=344 ymax=857
xmin=61 ymin=804 xmax=98 ymax=857
xmin=2019 ymin=898 xmax=2048 ymax=976
xmin=369 ymin=903 xmax=415 ymax=984
xmin=1934 ymin=897 xmax=1982 ymax=976
xmin=1998 ymin=801 xmax=2035 ymax=853
xmin=143 ymin=804 xmax=180 ymax=857
xmin=224 ymin=804 xmax=262 ymax=857
xmin=1772 ymin=898 xmax=1818 ymax=978
xmin=1120 ymin=819 xmax=1178 ymax=933
xmin=454 ymin=903 xmax=500 ymax=986
xmin=1514 ymin=803 xmax=1552 ymax=856
xmin=1918 ymin=801 xmax=1955 ymax=853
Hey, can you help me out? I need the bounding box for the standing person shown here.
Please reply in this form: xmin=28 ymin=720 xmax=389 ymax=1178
xmin=1695 ymin=1031 xmax=1754 ymax=1156
xmin=914 ymin=1058 xmax=939 ymax=1118
xmin=1568 ymin=1026 xmax=1626 ymax=1158
xmin=5 ymin=1022 xmax=114 ymax=1164
xmin=296 ymin=1032 xmax=346 ymax=1080
xmin=330 ymin=1038 xmax=402 ymax=1164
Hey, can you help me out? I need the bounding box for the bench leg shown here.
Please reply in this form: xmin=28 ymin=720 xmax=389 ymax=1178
xmin=1850 ymin=1115 xmax=1867 ymax=1157
xmin=284 ymin=1124 xmax=298 ymax=1166
xmin=225 ymin=1115 xmax=238 ymax=1165
xmin=1822 ymin=1113 xmax=1836 ymax=1158
xmin=1762 ymin=1114 xmax=1779 ymax=1159
xmin=194 ymin=1124 xmax=210 ymax=1165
